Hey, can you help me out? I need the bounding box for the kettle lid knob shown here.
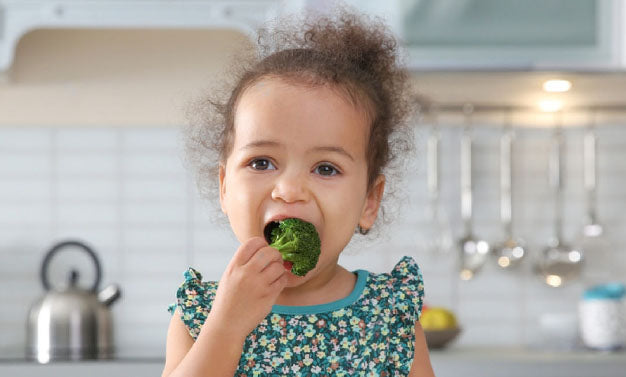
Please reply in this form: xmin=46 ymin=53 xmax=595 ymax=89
xmin=41 ymin=240 xmax=101 ymax=293
xmin=68 ymin=269 xmax=79 ymax=288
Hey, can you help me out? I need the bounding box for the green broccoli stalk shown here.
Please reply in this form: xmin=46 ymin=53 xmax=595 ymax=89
xmin=268 ymin=218 xmax=321 ymax=276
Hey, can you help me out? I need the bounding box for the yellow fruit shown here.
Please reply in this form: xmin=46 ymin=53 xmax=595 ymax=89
xmin=420 ymin=307 xmax=457 ymax=330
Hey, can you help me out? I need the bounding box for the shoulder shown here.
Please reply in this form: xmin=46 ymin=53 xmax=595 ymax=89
xmin=365 ymin=256 xmax=425 ymax=320
xmin=167 ymin=268 xmax=218 ymax=340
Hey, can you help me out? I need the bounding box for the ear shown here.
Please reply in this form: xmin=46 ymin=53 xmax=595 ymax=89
xmin=218 ymin=163 xmax=227 ymax=215
xmin=358 ymin=174 xmax=385 ymax=230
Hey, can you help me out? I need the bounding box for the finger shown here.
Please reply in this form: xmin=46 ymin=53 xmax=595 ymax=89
xmin=251 ymin=246 xmax=283 ymax=272
xmin=232 ymin=237 xmax=268 ymax=266
xmin=261 ymin=260 xmax=287 ymax=281
xmin=269 ymin=272 xmax=288 ymax=292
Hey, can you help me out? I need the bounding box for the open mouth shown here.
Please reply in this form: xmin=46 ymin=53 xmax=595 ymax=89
xmin=263 ymin=221 xmax=281 ymax=244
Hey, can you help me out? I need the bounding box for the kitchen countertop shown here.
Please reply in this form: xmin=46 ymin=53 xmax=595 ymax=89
xmin=429 ymin=346 xmax=626 ymax=377
xmin=1 ymin=346 xmax=625 ymax=377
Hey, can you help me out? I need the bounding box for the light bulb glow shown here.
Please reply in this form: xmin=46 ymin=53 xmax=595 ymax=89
xmin=498 ymin=256 xmax=511 ymax=268
xmin=539 ymin=100 xmax=563 ymax=113
xmin=543 ymin=79 xmax=572 ymax=93
xmin=460 ymin=269 xmax=473 ymax=280
xmin=569 ymin=250 xmax=582 ymax=263
xmin=546 ymin=275 xmax=562 ymax=287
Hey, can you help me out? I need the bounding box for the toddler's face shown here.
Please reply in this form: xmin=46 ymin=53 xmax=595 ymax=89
xmin=219 ymin=77 xmax=384 ymax=285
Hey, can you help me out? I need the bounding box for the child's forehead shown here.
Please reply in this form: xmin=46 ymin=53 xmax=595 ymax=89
xmin=242 ymin=76 xmax=369 ymax=115
xmin=232 ymin=79 xmax=370 ymax=158
xmin=237 ymin=83 xmax=367 ymax=130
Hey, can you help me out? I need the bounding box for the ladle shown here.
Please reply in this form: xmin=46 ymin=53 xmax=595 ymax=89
xmin=576 ymin=111 xmax=613 ymax=283
xmin=424 ymin=111 xmax=453 ymax=256
xmin=582 ymin=114 xmax=603 ymax=238
xmin=458 ymin=104 xmax=490 ymax=280
xmin=492 ymin=112 xmax=526 ymax=269
xmin=536 ymin=115 xmax=584 ymax=287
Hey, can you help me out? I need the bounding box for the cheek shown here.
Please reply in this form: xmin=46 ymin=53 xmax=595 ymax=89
xmin=223 ymin=172 xmax=265 ymax=238
xmin=319 ymin=190 xmax=364 ymax=248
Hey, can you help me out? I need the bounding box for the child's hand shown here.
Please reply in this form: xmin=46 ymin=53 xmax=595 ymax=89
xmin=208 ymin=236 xmax=289 ymax=339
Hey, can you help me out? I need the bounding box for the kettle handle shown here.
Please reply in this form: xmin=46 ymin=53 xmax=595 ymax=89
xmin=41 ymin=240 xmax=102 ymax=293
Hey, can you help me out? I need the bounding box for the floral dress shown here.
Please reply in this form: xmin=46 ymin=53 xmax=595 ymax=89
xmin=168 ymin=256 xmax=424 ymax=377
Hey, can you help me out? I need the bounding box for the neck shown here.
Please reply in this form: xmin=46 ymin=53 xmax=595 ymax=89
xmin=275 ymin=261 xmax=356 ymax=307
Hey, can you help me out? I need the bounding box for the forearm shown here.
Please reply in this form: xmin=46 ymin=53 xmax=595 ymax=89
xmin=166 ymin=315 xmax=246 ymax=377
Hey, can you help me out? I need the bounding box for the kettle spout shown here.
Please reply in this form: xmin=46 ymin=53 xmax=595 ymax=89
xmin=98 ymin=284 xmax=121 ymax=306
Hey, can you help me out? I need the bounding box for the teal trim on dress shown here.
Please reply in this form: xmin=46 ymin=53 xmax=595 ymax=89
xmin=271 ymin=269 xmax=369 ymax=315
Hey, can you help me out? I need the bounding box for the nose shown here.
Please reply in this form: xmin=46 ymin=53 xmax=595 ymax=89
xmin=271 ymin=169 xmax=310 ymax=203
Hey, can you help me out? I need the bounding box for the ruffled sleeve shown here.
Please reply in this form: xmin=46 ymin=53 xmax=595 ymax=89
xmin=387 ymin=256 xmax=425 ymax=375
xmin=167 ymin=268 xmax=218 ymax=340
xmin=390 ymin=256 xmax=425 ymax=322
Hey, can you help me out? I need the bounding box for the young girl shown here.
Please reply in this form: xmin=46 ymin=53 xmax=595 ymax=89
xmin=162 ymin=8 xmax=434 ymax=377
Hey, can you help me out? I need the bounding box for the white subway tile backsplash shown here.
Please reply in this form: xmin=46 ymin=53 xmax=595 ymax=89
xmin=0 ymin=178 xmax=51 ymax=200
xmin=56 ymin=178 xmax=118 ymax=201
xmin=456 ymin=297 xmax=522 ymax=325
xmin=455 ymin=322 xmax=521 ymax=347
xmin=457 ymin=266 xmax=523 ymax=301
xmin=1 ymin=124 xmax=626 ymax=354
xmin=57 ymin=152 xmax=118 ymax=176
xmin=0 ymin=275 xmax=40 ymax=301
xmin=57 ymin=203 xmax=119 ymax=225
xmin=193 ymin=206 xmax=222 ymax=229
xmin=56 ymin=129 xmax=118 ymax=150
xmin=114 ymin=322 xmax=168 ymax=354
xmin=339 ymin=244 xmax=391 ymax=274
xmin=124 ymin=251 xmax=188 ymax=276
xmin=123 ymin=178 xmax=188 ymax=201
xmin=0 ymin=152 xmax=51 ymax=176
xmin=0 ymin=323 xmax=28 ymax=350
xmin=123 ymin=226 xmax=187 ymax=253
xmin=0 ymin=203 xmax=51 ymax=225
xmin=122 ymin=152 xmax=186 ymax=177
xmin=0 ymin=228 xmax=52 ymax=251
xmin=122 ymin=202 xmax=186 ymax=225
xmin=122 ymin=128 xmax=180 ymax=150
xmin=0 ymin=128 xmax=51 ymax=150
xmin=192 ymin=250 xmax=234 ymax=281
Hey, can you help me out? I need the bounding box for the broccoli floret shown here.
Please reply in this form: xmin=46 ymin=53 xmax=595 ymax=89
xmin=269 ymin=218 xmax=321 ymax=276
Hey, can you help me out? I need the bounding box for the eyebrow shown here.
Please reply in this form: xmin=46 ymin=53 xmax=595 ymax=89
xmin=240 ymin=140 xmax=354 ymax=161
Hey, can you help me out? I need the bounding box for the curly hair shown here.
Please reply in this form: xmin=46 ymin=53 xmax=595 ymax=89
xmin=182 ymin=6 xmax=421 ymax=236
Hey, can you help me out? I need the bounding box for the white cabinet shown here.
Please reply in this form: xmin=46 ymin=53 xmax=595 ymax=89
xmin=337 ymin=0 xmax=625 ymax=71
xmin=0 ymin=0 xmax=286 ymax=73
xmin=1 ymin=0 xmax=624 ymax=73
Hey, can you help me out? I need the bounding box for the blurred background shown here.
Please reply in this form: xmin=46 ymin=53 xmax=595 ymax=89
xmin=1 ymin=0 xmax=626 ymax=376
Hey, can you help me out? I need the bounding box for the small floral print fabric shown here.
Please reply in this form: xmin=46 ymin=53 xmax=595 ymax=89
xmin=168 ymin=256 xmax=424 ymax=376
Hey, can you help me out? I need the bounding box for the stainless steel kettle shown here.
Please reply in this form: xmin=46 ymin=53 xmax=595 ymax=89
xmin=26 ymin=240 xmax=121 ymax=363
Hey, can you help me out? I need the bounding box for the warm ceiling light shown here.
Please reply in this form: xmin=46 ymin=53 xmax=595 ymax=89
xmin=546 ymin=275 xmax=562 ymax=288
xmin=543 ymin=79 xmax=572 ymax=92
xmin=460 ymin=269 xmax=473 ymax=281
xmin=539 ymin=100 xmax=563 ymax=112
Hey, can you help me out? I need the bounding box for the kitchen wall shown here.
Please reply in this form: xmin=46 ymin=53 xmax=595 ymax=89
xmin=1 ymin=28 xmax=626 ymax=357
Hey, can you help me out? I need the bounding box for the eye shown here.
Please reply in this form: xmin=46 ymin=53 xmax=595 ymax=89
xmin=315 ymin=163 xmax=339 ymax=176
xmin=248 ymin=158 xmax=276 ymax=171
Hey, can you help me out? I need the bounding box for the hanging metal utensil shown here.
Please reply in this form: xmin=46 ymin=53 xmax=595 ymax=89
xmin=536 ymin=112 xmax=584 ymax=287
xmin=458 ymin=104 xmax=490 ymax=280
xmin=576 ymin=110 xmax=614 ymax=284
xmin=492 ymin=110 xmax=526 ymax=269
xmin=582 ymin=111 xmax=603 ymax=238
xmin=425 ymin=109 xmax=453 ymax=256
